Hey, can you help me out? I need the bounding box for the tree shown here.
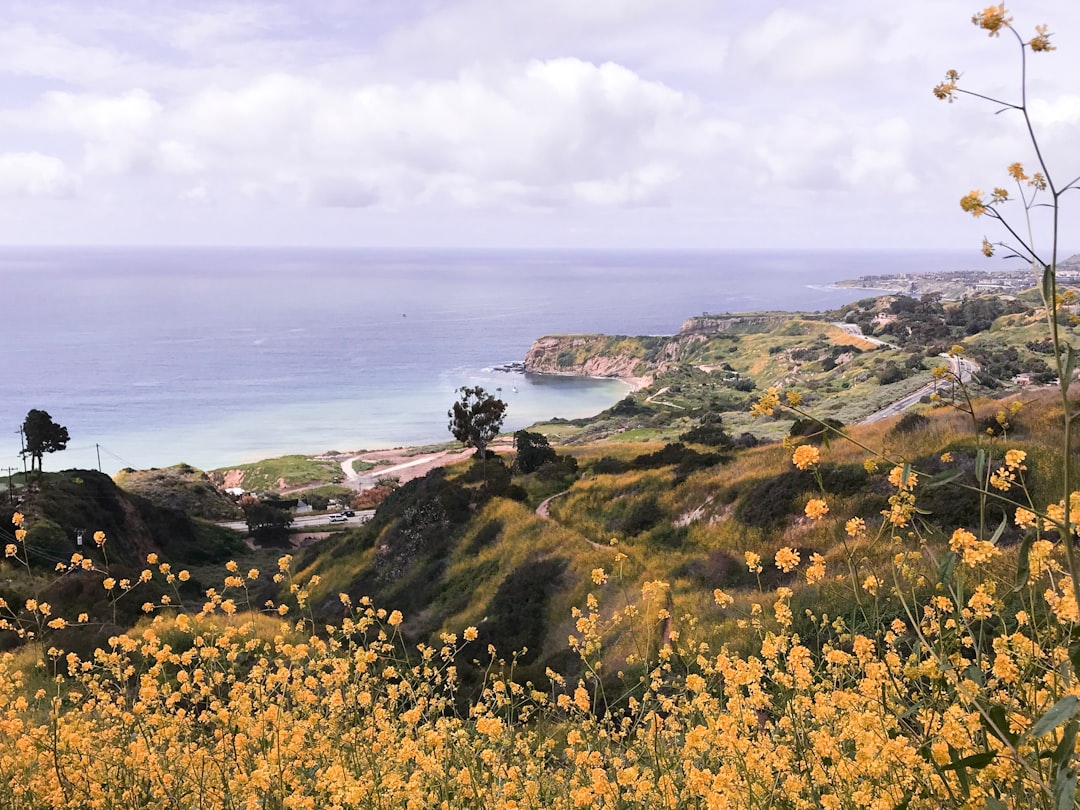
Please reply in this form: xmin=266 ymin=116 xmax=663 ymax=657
xmin=447 ymin=386 xmax=507 ymax=459
xmin=513 ymin=429 xmax=557 ymax=474
xmin=21 ymin=409 xmax=69 ymax=473
xmin=242 ymin=501 xmax=292 ymax=547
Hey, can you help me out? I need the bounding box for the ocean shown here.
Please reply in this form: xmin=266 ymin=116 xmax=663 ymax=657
xmin=2 ymin=247 xmax=982 ymax=475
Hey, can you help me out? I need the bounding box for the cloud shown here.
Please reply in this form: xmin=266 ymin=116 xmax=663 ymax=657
xmin=0 ymin=152 xmax=79 ymax=198
xmin=733 ymin=9 xmax=879 ymax=84
xmin=13 ymin=57 xmax=731 ymax=210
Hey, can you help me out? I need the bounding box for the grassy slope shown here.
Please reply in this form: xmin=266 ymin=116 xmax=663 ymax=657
xmin=293 ymin=380 xmax=1062 ymax=680
xmin=207 ymin=454 xmax=344 ymax=492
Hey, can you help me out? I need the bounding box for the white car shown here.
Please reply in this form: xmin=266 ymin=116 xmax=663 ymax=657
xmin=328 ymin=514 xmax=348 ymax=523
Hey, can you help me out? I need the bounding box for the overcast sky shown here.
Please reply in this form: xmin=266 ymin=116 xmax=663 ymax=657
xmin=0 ymin=0 xmax=1077 ymax=251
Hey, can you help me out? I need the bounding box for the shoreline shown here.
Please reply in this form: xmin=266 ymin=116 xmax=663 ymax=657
xmin=198 ymin=372 xmax=648 ymax=478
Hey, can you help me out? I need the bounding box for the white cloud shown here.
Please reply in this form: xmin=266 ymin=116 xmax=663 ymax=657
xmin=733 ymin=9 xmax=879 ymax=84
xmin=0 ymin=152 xmax=78 ymax=198
xmin=0 ymin=0 xmax=1078 ymax=247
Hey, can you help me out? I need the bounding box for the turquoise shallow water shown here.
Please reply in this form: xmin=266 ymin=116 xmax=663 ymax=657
xmin=1 ymin=246 xmax=979 ymax=473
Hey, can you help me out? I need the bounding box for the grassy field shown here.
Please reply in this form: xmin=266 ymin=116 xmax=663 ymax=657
xmin=209 ymin=454 xmax=344 ymax=492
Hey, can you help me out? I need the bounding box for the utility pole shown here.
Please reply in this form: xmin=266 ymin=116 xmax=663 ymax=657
xmin=2 ymin=467 xmax=15 ymax=504
xmin=15 ymin=427 xmax=27 ymax=478
xmin=96 ymin=444 xmax=102 ymax=473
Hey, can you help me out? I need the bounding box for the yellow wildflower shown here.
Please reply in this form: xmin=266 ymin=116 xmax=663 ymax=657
xmin=745 ymin=551 xmax=763 ymax=574
xmin=960 ymin=190 xmax=987 ymax=216
xmin=805 ymin=498 xmax=829 ymax=520
xmin=387 ymin=610 xmax=403 ymax=627
xmin=972 ymin=4 xmax=1012 ymax=36
xmin=845 ymin=517 xmax=866 ymax=537
xmin=805 ymin=553 xmax=826 ymax=585
xmin=989 ymin=467 xmax=1014 ymax=491
xmin=949 ymin=527 xmax=1000 ymax=567
xmin=750 ymin=387 xmax=781 ymax=417
xmin=1030 ymin=23 xmax=1054 ymax=52
xmin=940 ymin=452 xmax=954 ymax=463
xmin=1007 ymin=161 xmax=1027 ymax=181
xmin=791 ymin=444 xmax=820 ymax=470
xmin=93 ymin=531 xmax=106 ymax=547
xmin=774 ymin=547 xmax=801 ymax=572
xmin=888 ymin=465 xmax=918 ymax=491
xmin=933 ymin=69 xmax=959 ymax=102
xmin=1004 ymin=449 xmax=1026 ymax=470
xmin=591 ymin=568 xmax=608 ymax=585
xmin=464 ymin=626 xmax=478 ymax=642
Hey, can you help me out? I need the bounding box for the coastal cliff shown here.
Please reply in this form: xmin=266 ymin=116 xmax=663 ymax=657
xmin=523 ymin=334 xmax=657 ymax=381
xmin=524 ymin=315 xmax=796 ymax=383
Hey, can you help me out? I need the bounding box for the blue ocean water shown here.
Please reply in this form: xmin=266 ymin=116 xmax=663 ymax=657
xmin=1 ymin=247 xmax=981 ymax=474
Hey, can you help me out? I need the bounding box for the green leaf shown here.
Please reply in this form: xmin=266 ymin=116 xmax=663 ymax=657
xmin=1054 ymin=766 xmax=1076 ymax=810
xmin=1063 ymin=344 xmax=1077 ymax=387
xmin=938 ymin=551 xmax=957 ymax=585
xmin=1053 ymin=718 xmax=1078 ymax=771
xmin=940 ymin=750 xmax=997 ymax=771
xmin=1030 ymin=696 xmax=1080 ymax=739
xmin=1014 ymin=532 xmax=1036 ymax=594
xmin=989 ymin=514 xmax=1008 ymax=546
xmin=975 ymin=448 xmax=986 ymax=484
xmin=984 ymin=705 xmax=1018 ymax=747
xmin=925 ymin=468 xmax=964 ymax=490
xmin=984 ymin=796 xmax=1007 ymax=810
xmin=1070 ymin=641 xmax=1080 ymax=681
xmin=1043 ymin=262 xmax=1055 ymax=304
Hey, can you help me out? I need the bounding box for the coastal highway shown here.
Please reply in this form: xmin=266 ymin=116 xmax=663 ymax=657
xmin=218 ymin=511 xmax=375 ymax=533
xmin=861 ymin=355 xmax=978 ymax=424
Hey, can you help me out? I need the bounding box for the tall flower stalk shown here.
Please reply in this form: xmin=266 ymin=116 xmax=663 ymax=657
xmin=936 ymin=4 xmax=1079 ymax=607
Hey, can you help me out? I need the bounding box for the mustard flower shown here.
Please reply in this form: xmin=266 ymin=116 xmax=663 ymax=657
xmin=744 ymin=551 xmax=763 ymax=574
xmin=750 ymin=387 xmax=781 ymax=417
xmin=972 ymin=4 xmax=1012 ymax=36
xmin=888 ymin=465 xmax=918 ymax=491
xmin=791 ymin=444 xmax=820 ymax=470
xmin=805 ymin=553 xmax=826 ymax=585
xmin=960 ymin=190 xmax=987 ymax=216
xmin=1030 ymin=23 xmax=1054 ymax=51
xmin=805 ymin=498 xmax=829 ymax=520
xmin=1005 ymin=449 xmax=1027 ymax=470
xmin=989 ymin=467 xmax=1014 ymax=491
xmin=774 ymin=547 xmax=801 ymax=572
xmin=713 ymin=588 xmax=734 ymax=608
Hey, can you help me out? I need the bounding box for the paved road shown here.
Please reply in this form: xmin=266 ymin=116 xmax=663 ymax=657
xmin=860 ymin=355 xmax=978 ymax=424
xmin=218 ymin=511 xmax=375 ymax=532
xmin=830 ymin=322 xmax=900 ymax=350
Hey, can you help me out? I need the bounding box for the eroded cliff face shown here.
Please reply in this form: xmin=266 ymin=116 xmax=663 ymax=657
xmin=524 ymin=335 xmax=648 ymax=379
xmin=523 ymin=331 xmax=713 ymax=385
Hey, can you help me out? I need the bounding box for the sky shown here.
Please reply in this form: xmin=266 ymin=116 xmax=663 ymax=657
xmin=0 ymin=0 xmax=1078 ymax=251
